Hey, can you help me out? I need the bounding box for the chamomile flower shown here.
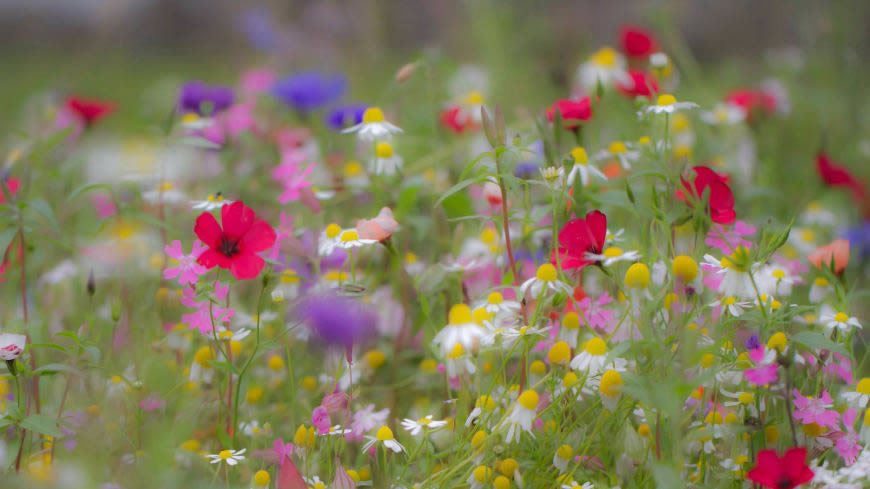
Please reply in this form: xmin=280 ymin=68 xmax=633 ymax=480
xmin=642 ymin=94 xmax=699 ymax=116
xmin=561 ymin=482 xmax=594 ymax=489
xmin=318 ymin=223 xmax=344 ymax=256
xmin=800 ymin=201 xmax=838 ymax=227
xmin=205 ymin=448 xmax=246 ymax=466
xmin=191 ymin=193 xmax=233 ymax=211
xmin=720 ymin=389 xmax=761 ymax=417
xmin=787 ymin=227 xmax=819 ymax=255
xmin=576 ymin=47 xmax=631 ymax=93
xmin=558 ymin=312 xmax=581 ymax=348
xmin=500 ymin=390 xmax=539 ymax=443
xmin=539 ymin=166 xmax=564 ymax=190
xmin=432 ymin=304 xmax=491 ymax=357
xmin=599 ymin=370 xmax=624 ymax=412
xmin=445 ymin=342 xmax=476 ymax=377
xmin=495 ymin=325 xmax=550 ymax=349
xmin=756 ymin=265 xmax=796 ymax=298
xmin=595 ymin=141 xmax=640 ymax=170
xmin=820 ymin=307 xmax=862 ymax=334
xmin=841 ymin=378 xmax=870 ymax=409
xmin=565 ymin=147 xmax=607 ymax=186
xmin=142 ymin=182 xmax=187 ymax=204
xmin=584 ymin=246 xmax=641 ymax=266
xmin=720 ymin=455 xmax=750 ymax=478
xmin=335 ymin=229 xmax=377 ymax=249
xmin=362 ymin=426 xmax=405 ymax=453
xmin=468 ymin=466 xmax=494 ymax=489
xmin=809 ymin=277 xmax=833 ymax=303
xmin=478 ymin=291 xmax=520 ymax=317
xmin=570 ymin=336 xmax=611 ymax=375
xmin=368 ymin=142 xmax=404 ymax=176
xmin=321 ymin=425 xmax=352 ymax=436
xmin=343 ymin=107 xmax=402 ymax=141
xmin=342 ymin=160 xmax=370 ymax=188
xmin=401 ymin=415 xmax=448 ymax=436
xmin=703 ymin=246 xmax=759 ymax=299
xmin=553 ymin=445 xmax=573 ymax=472
xmin=520 ymin=264 xmax=573 ymax=298
xmin=189 ymin=346 xmax=215 ymax=384
xmin=465 ymin=395 xmax=498 ymax=427
xmin=710 ymin=296 xmax=752 ymax=317
xmin=700 ymin=103 xmax=746 ymax=125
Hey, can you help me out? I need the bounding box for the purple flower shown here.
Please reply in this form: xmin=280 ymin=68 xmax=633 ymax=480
xmin=297 ymin=293 xmax=376 ymax=358
xmin=514 ymin=161 xmax=540 ymax=179
xmin=178 ymin=81 xmax=234 ymax=116
xmin=238 ymin=8 xmax=280 ymax=51
xmin=745 ymin=334 xmax=761 ymax=350
xmin=326 ymin=104 xmax=368 ymax=130
xmin=272 ymin=72 xmax=346 ymax=112
xmin=845 ymin=220 xmax=870 ymax=259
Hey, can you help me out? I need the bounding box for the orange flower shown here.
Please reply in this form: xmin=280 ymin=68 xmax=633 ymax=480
xmin=808 ymin=239 xmax=850 ymax=274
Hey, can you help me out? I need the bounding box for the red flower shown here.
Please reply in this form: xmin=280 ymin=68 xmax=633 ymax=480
xmin=440 ymin=107 xmax=476 ymax=134
xmin=617 ymin=70 xmax=659 ymax=99
xmin=65 ymin=96 xmax=116 ymax=126
xmin=746 ymin=447 xmax=814 ymax=489
xmin=677 ymin=166 xmax=736 ymax=224
xmin=817 ymin=152 xmax=866 ymax=202
xmin=546 ymin=98 xmax=593 ymax=130
xmin=194 ymin=201 xmax=277 ymax=280
xmin=725 ymin=89 xmax=776 ymax=119
xmin=0 ymin=178 xmax=20 ymax=204
xmin=551 ymin=210 xmax=606 ymax=270
xmin=620 ymin=25 xmax=657 ymax=58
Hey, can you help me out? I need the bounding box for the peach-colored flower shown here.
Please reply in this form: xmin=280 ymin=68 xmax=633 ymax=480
xmin=356 ymin=207 xmax=399 ymax=241
xmin=808 ymin=239 xmax=850 ymax=273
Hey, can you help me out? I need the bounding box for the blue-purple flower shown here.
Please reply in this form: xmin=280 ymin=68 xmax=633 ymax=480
xmin=178 ymin=81 xmax=234 ymax=116
xmin=272 ymin=72 xmax=346 ymax=113
xmin=844 ymin=220 xmax=870 ymax=259
xmin=297 ymin=293 xmax=375 ymax=359
xmin=325 ymin=104 xmax=368 ymax=131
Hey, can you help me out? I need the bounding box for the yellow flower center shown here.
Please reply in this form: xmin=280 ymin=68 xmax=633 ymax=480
xmin=584 ymin=337 xmax=607 ymax=356
xmin=814 ymin=277 xmax=829 ymax=287
xmin=656 ymin=94 xmax=677 ymax=106
xmin=364 ymin=350 xmax=386 ymax=369
xmin=834 ymin=312 xmax=849 ymax=323
xmin=591 ymin=47 xmax=618 ymax=67
xmin=517 ymin=390 xmax=539 ymax=410
xmin=603 ymin=246 xmax=623 ymax=258
xmin=362 ymin=107 xmax=385 ymax=123
xmin=343 ymin=160 xmax=364 ymax=177
xmin=530 ymin=360 xmax=547 ymax=375
xmin=547 ymin=341 xmax=571 ymax=365
xmin=571 ymin=147 xmax=588 ymax=165
xmin=801 ymin=422 xmax=823 ymax=438
xmin=405 ymin=252 xmax=418 ymax=264
xmin=556 ymin=445 xmax=573 ymax=459
xmin=194 ymin=346 xmax=214 ymax=367
xmin=254 ymin=470 xmax=270 ymax=487
xmin=465 ymin=91 xmax=485 ymax=105
xmin=599 ymin=370 xmax=623 ymax=396
xmin=563 ymin=372 xmax=579 ymax=388
xmin=772 ymin=269 xmax=786 ymax=280
xmin=375 ymin=142 xmax=394 ymax=158
xmin=608 ymin=141 xmax=627 ymax=154
xmin=720 ymin=246 xmax=750 ymax=273
xmin=857 ymin=378 xmax=870 ymax=394
xmin=738 ymin=392 xmax=754 ymax=404
xmin=340 ymin=230 xmax=359 ymax=242
xmin=473 ymin=465 xmax=493 ymax=482
xmin=638 ymin=136 xmax=651 ymax=145
xmin=494 ymin=476 xmax=510 ymax=489
xmin=376 ymin=426 xmax=394 ymax=441
xmin=638 ymin=424 xmax=651 ymax=437
xmin=563 ymin=312 xmax=580 ymax=329
xmin=801 ymin=229 xmax=816 ymax=242
xmin=672 ymin=255 xmax=698 ymax=282
xmin=705 ymin=411 xmax=724 ymax=424
xmin=325 ymin=223 xmax=342 ymax=238
xmin=767 ymin=332 xmax=787 ymax=352
xmin=624 ymin=263 xmax=650 ymax=288
xmin=487 ymin=291 xmax=504 ymax=304
xmin=535 ymin=264 xmax=558 ymax=281
xmin=448 ymin=304 xmax=472 ymax=325
xmin=218 ymin=450 xmax=232 ymax=460
xmin=447 ymin=343 xmax=465 ymax=359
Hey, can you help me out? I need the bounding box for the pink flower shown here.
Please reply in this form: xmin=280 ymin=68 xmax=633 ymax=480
xmin=576 ymin=293 xmax=616 ymax=333
xmin=824 ymin=352 xmax=854 ymax=384
xmin=91 ymin=194 xmax=117 ymax=218
xmin=347 ymin=404 xmax=389 ymax=442
xmin=744 ymin=347 xmax=778 ymax=386
xmin=312 ymin=406 xmax=331 ymax=434
xmin=273 ymin=158 xmax=315 ymax=204
xmin=179 ymin=281 xmax=235 ymax=335
xmin=835 ymin=408 xmax=862 ymax=465
xmin=705 ymin=220 xmax=755 ymax=254
xmin=163 ymin=240 xmax=209 ymax=286
xmin=792 ymin=389 xmax=840 ymax=429
xmin=240 ymin=69 xmax=278 ymax=99
xmin=356 ymin=207 xmax=398 ymax=241
xmin=140 ymin=393 xmax=166 ymax=411
xmin=266 ymin=211 xmax=294 ymax=261
xmin=272 ymin=438 xmax=295 ymax=462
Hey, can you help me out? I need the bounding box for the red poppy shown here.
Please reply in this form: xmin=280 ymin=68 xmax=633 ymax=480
xmin=724 ymin=90 xmax=776 ymax=119
xmin=546 ymin=98 xmax=593 ymax=130
xmin=195 ymin=201 xmax=277 ymax=280
xmin=816 ymin=152 xmax=866 ymax=202
xmin=617 ymin=70 xmax=659 ymax=99
xmin=65 ymin=96 xmax=116 ymax=126
xmin=746 ymin=447 xmax=814 ymax=489
xmin=440 ymin=107 xmax=476 ymax=134
xmin=620 ymin=25 xmax=657 ymax=58
xmin=0 ymin=178 xmax=20 ymax=204
xmin=551 ymin=210 xmax=606 ymax=270
xmin=677 ymin=166 xmax=736 ymax=224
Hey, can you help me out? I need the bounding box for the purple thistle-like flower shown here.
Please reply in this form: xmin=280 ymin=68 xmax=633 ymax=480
xmin=272 ymin=72 xmax=346 ymax=113
xmin=325 ymin=104 xmax=368 ymax=130
xmin=297 ymin=293 xmax=376 ymax=359
xmin=178 ymin=81 xmax=234 ymax=116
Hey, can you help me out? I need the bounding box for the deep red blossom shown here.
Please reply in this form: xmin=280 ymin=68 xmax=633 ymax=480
xmin=746 ymin=448 xmax=814 ymax=489
xmin=195 ymin=201 xmax=277 ymax=280
xmin=725 ymin=89 xmax=776 ymax=119
xmin=65 ymin=96 xmax=116 ymax=126
xmin=440 ymin=107 xmax=476 ymax=134
xmin=617 ymin=70 xmax=659 ymax=99
xmin=551 ymin=210 xmax=606 ymax=270
xmin=546 ymin=98 xmax=592 ymax=130
xmin=0 ymin=178 xmax=20 ymax=204
xmin=816 ymin=151 xmax=866 ymax=202
xmin=677 ymin=166 xmax=736 ymax=224
xmin=620 ymin=25 xmax=657 ymax=58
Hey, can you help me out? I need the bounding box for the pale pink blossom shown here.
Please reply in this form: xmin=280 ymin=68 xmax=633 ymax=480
xmin=356 ymin=207 xmax=398 ymax=241
xmin=163 ymin=240 xmax=209 ymax=286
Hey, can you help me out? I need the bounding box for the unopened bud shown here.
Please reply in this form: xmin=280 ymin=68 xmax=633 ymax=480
xmin=111 ymin=298 xmax=122 ymax=322
xmin=395 ymin=63 xmax=417 ymax=84
xmin=87 ymin=269 xmax=95 ymax=296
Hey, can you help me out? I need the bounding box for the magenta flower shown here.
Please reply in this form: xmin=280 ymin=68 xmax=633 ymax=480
xmin=272 ymin=438 xmax=295 ymax=462
xmin=744 ymin=347 xmax=778 ymax=386
xmin=823 ymin=352 xmax=854 ymax=384
xmin=312 ymin=406 xmax=331 ymax=435
xmin=347 ymin=404 xmax=389 ymax=442
xmin=792 ymin=389 xmax=840 ymax=429
xmin=91 ymin=194 xmax=117 ymax=218
xmin=163 ymin=240 xmax=209 ymax=286
xmin=835 ymin=408 xmax=862 ymax=465
xmin=266 ymin=211 xmax=294 ymax=261
xmin=578 ymin=293 xmax=617 ymax=332
xmin=273 ymin=159 xmax=315 ymax=204
xmin=140 ymin=392 xmax=167 ymax=412
xmin=705 ymin=220 xmax=755 ymax=254
xmin=179 ymin=281 xmax=235 ymax=335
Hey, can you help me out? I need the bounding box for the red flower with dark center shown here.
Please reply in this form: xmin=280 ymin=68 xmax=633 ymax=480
xmin=617 ymin=70 xmax=659 ymax=99
xmin=620 ymin=25 xmax=657 ymax=58
xmin=746 ymin=448 xmax=814 ymax=489
xmin=546 ymin=98 xmax=593 ymax=130
xmin=440 ymin=107 xmax=476 ymax=134
xmin=65 ymin=96 xmax=116 ymax=127
xmin=677 ymin=166 xmax=736 ymax=224
xmin=194 ymin=201 xmax=277 ymax=280
xmin=551 ymin=210 xmax=607 ymax=270
xmin=725 ymin=89 xmax=776 ymax=119
xmin=817 ymin=151 xmax=866 ymax=202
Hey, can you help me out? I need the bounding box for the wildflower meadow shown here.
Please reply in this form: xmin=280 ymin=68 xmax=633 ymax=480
xmin=2 ymin=4 xmax=870 ymax=489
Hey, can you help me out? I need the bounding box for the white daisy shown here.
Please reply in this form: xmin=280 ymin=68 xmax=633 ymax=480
xmin=478 ymin=291 xmax=521 ymax=317
xmin=317 ymin=223 xmax=345 ymax=256
xmin=400 ymin=415 xmax=448 ymax=436
xmin=809 ymin=277 xmax=833 ymax=303
xmin=519 ymin=264 xmax=573 ymax=298
xmin=841 ymin=378 xmax=870 ymax=409
xmin=702 ymin=247 xmax=759 ymax=300
xmin=595 ymin=141 xmax=640 ymax=170
xmin=191 ymin=193 xmax=233 ymax=211
xmin=539 ymin=166 xmax=564 ymax=190
xmin=142 ymin=182 xmax=188 ymax=204
xmin=205 ymin=448 xmax=246 ymax=466
xmin=342 ymin=107 xmax=402 ymax=141
xmin=500 ymin=390 xmax=539 ymax=443
xmin=700 ymin=103 xmax=746 ymax=125
xmin=362 ymin=426 xmax=405 ymax=453
xmin=432 ymin=304 xmax=491 ymax=357
xmin=642 ymin=94 xmax=699 ymax=116
xmin=819 ymin=306 xmax=862 ymax=334
xmin=335 ymin=229 xmax=377 ymax=249
xmin=570 ymin=336 xmax=611 ymax=375
xmin=576 ymin=47 xmax=631 ymax=93
xmin=368 ymin=142 xmax=404 ymax=176
xmin=565 ymin=147 xmax=607 ymax=186
xmin=584 ymin=246 xmax=641 ymax=266
xmin=710 ymin=296 xmax=752 ymax=317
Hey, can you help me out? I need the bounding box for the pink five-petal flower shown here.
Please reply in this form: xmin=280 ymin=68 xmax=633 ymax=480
xmin=179 ymin=281 xmax=235 ymax=335
xmin=163 ymin=240 xmax=209 ymax=286
xmin=705 ymin=220 xmax=756 ymax=254
xmin=312 ymin=406 xmax=331 ymax=435
xmin=274 ymin=161 xmax=315 ymax=204
xmin=744 ymin=347 xmax=778 ymax=386
xmin=792 ymin=389 xmax=840 ymax=429
xmin=835 ymin=408 xmax=862 ymax=465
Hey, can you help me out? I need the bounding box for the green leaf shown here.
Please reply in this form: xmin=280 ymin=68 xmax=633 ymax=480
xmin=216 ymin=426 xmax=232 ymax=448
xmin=65 ymin=183 xmax=113 ymax=203
xmin=172 ymin=136 xmax=222 ymax=150
xmin=395 ymin=185 xmax=420 ymax=220
xmin=440 ymin=191 xmax=473 ymax=220
xmin=433 ymin=177 xmax=482 ymax=209
xmin=28 ymin=343 xmax=68 ymax=353
xmin=25 ymin=198 xmax=58 ymax=229
xmin=790 ymin=331 xmax=848 ymax=356
xmin=33 ymin=363 xmax=81 ymax=376
xmin=20 ymin=414 xmax=63 ymax=438
xmin=0 ymin=226 xmax=19 ymax=254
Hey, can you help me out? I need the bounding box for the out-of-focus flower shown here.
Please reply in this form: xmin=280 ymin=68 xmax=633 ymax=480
xmin=0 ymin=333 xmax=26 ymax=361
xmin=642 ymin=94 xmax=698 ymax=115
xmin=552 ymin=210 xmax=607 ymax=270
xmin=576 ymin=47 xmax=630 ymax=93
xmin=546 ymin=98 xmax=592 ymax=130
xmin=178 ymin=81 xmax=234 ymax=116
xmin=808 ymin=239 xmax=850 ymax=274
xmin=240 ymin=69 xmax=277 ymax=98
xmin=272 ymin=72 xmax=346 ymax=113
xmin=356 ymin=207 xmax=398 ymax=242
xmin=297 ymin=293 xmax=376 ymax=358
xmin=620 ymin=25 xmax=658 ymax=58
xmin=617 ymin=70 xmax=658 ymax=99
xmin=163 ymin=240 xmax=209 ymax=286
xmin=342 ymin=107 xmax=402 ymax=141
xmin=677 ymin=166 xmax=736 ymax=224
xmin=816 ymin=152 xmax=866 ymax=203
xmin=65 ymin=96 xmax=116 ymax=127
xmin=326 ymin=104 xmax=368 ymax=131
xmin=725 ymin=89 xmax=777 ymax=120
xmin=746 ymin=448 xmax=813 ymax=489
